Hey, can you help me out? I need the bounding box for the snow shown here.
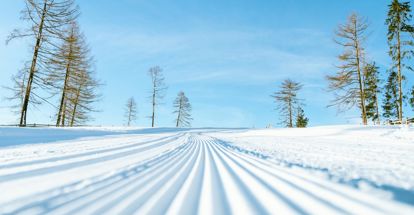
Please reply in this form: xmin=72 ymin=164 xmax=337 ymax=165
xmin=0 ymin=125 xmax=413 ymax=214
xmin=208 ymin=125 xmax=414 ymax=203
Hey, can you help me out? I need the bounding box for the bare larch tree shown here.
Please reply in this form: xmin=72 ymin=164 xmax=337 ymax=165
xmin=67 ymin=69 xmax=100 ymax=126
xmin=125 ymin=97 xmax=137 ymax=126
xmin=272 ymin=79 xmax=303 ymax=128
xmin=45 ymin=21 xmax=99 ymax=127
xmin=7 ymin=0 xmax=78 ymax=126
xmin=173 ymin=91 xmax=192 ymax=127
xmin=327 ymin=13 xmax=369 ymax=125
xmin=148 ymin=66 xmax=167 ymax=127
xmin=46 ymin=22 xmax=84 ymax=126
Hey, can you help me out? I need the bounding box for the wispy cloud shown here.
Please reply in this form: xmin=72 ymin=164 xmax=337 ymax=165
xmin=88 ymin=25 xmax=335 ymax=86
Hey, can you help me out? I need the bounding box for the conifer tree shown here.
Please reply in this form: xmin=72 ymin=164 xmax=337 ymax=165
xmin=125 ymin=97 xmax=137 ymax=126
xmin=295 ymin=107 xmax=308 ymax=128
xmin=173 ymin=91 xmax=192 ymax=127
xmin=272 ymin=79 xmax=303 ymax=128
xmin=45 ymin=22 xmax=98 ymax=127
xmin=48 ymin=22 xmax=83 ymax=126
xmin=383 ymin=71 xmax=400 ymax=119
xmin=364 ymin=62 xmax=381 ymax=124
xmin=386 ymin=0 xmax=414 ymax=121
xmin=148 ymin=66 xmax=167 ymax=127
xmin=6 ymin=0 xmax=79 ymax=126
xmin=326 ymin=13 xmax=369 ymax=125
xmin=410 ymin=87 xmax=414 ymax=112
xmin=66 ymin=69 xmax=100 ymax=126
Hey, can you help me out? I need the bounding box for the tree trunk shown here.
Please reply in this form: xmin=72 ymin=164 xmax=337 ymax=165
xmin=397 ymin=30 xmax=403 ymax=122
xmin=127 ymin=101 xmax=132 ymax=127
xmin=375 ymin=93 xmax=380 ymax=125
xmin=56 ymin=61 xmax=72 ymax=127
xmin=288 ymin=99 xmax=293 ymax=128
xmin=70 ymin=84 xmax=82 ymax=127
xmin=354 ymin=21 xmax=367 ymax=125
xmin=61 ymin=100 xmax=67 ymax=126
xmin=176 ymin=97 xmax=183 ymax=128
xmin=127 ymin=111 xmax=131 ymax=126
xmin=19 ymin=1 xmax=48 ymax=127
xmin=151 ymin=88 xmax=156 ymax=128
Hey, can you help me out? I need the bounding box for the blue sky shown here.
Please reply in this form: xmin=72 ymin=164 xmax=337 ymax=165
xmin=0 ymin=0 xmax=410 ymax=127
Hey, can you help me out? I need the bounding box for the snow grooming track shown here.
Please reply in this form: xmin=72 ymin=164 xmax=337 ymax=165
xmin=1 ymin=131 xmax=414 ymax=215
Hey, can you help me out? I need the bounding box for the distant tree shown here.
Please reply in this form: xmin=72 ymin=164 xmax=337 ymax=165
xmin=272 ymin=79 xmax=303 ymax=128
xmin=173 ymin=91 xmax=192 ymax=127
xmin=410 ymin=87 xmax=414 ymax=111
xmin=327 ymin=13 xmax=369 ymax=125
xmin=386 ymin=0 xmax=414 ymax=121
xmin=124 ymin=97 xmax=137 ymax=126
xmin=148 ymin=66 xmax=167 ymax=127
xmin=295 ymin=107 xmax=308 ymax=128
xmin=6 ymin=0 xmax=79 ymax=126
xmin=383 ymin=71 xmax=400 ymax=119
xmin=364 ymin=62 xmax=381 ymax=124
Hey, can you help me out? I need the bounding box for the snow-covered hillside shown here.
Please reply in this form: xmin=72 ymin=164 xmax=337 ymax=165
xmin=0 ymin=126 xmax=413 ymax=214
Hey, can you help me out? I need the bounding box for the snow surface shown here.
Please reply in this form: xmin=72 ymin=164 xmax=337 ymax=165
xmin=0 ymin=125 xmax=413 ymax=214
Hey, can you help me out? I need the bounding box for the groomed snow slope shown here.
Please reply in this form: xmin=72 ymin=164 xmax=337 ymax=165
xmin=0 ymin=126 xmax=413 ymax=214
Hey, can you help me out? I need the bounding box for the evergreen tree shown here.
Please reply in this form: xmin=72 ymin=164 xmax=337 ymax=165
xmin=410 ymin=87 xmax=414 ymax=111
xmin=173 ymin=91 xmax=192 ymax=127
xmin=383 ymin=71 xmax=400 ymax=119
xmin=364 ymin=62 xmax=381 ymax=124
xmin=124 ymin=97 xmax=137 ymax=126
xmin=326 ymin=13 xmax=369 ymax=125
xmin=295 ymin=107 xmax=308 ymax=128
xmin=272 ymin=79 xmax=303 ymax=128
xmin=6 ymin=0 xmax=79 ymax=126
xmin=386 ymin=0 xmax=414 ymax=121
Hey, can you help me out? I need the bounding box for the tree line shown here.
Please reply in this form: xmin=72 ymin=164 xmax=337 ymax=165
xmin=328 ymin=0 xmax=414 ymax=125
xmin=124 ymin=66 xmax=193 ymax=128
xmin=5 ymin=0 xmax=413 ymax=128
xmin=4 ymin=0 xmax=193 ymax=128
xmin=273 ymin=0 xmax=414 ymax=127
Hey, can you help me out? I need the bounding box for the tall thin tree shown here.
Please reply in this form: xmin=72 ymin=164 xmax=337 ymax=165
xmin=173 ymin=91 xmax=192 ymax=127
xmin=327 ymin=13 xmax=369 ymax=125
xmin=50 ymin=22 xmax=82 ymax=126
xmin=364 ymin=62 xmax=381 ymax=124
xmin=386 ymin=0 xmax=414 ymax=121
xmin=148 ymin=66 xmax=167 ymax=127
xmin=383 ymin=70 xmax=400 ymax=120
xmin=7 ymin=0 xmax=79 ymax=126
xmin=272 ymin=79 xmax=303 ymax=128
xmin=124 ymin=97 xmax=137 ymax=126
xmin=45 ymin=21 xmax=98 ymax=127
